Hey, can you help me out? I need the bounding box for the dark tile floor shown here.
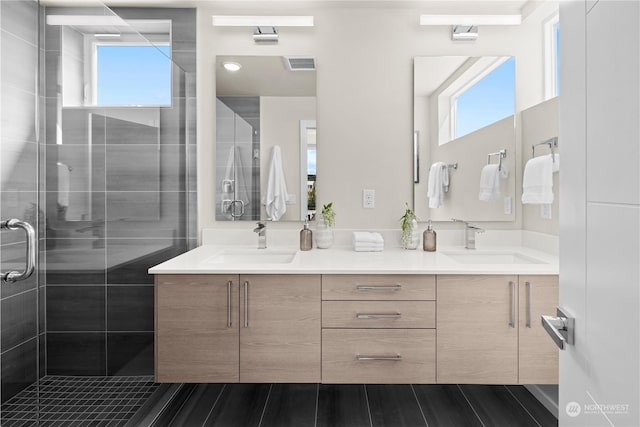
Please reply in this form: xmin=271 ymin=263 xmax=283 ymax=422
xmin=163 ymin=384 xmax=558 ymax=427
xmin=1 ymin=375 xmax=159 ymax=426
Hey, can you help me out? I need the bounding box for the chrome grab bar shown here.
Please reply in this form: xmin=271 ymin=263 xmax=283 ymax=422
xmin=356 ymin=313 xmax=401 ymax=319
xmin=356 ymin=354 xmax=402 ymax=362
xmin=1 ymin=219 xmax=36 ymax=283
xmin=356 ymin=285 xmax=402 ymax=291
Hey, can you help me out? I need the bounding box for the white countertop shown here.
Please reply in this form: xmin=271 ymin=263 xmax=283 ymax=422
xmin=148 ymin=244 xmax=559 ymax=275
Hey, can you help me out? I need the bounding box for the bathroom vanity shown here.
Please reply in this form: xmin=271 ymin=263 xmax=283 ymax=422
xmin=150 ymin=245 xmax=559 ymax=385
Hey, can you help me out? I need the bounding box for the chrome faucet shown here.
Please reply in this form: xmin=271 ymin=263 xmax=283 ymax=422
xmin=452 ymin=218 xmax=485 ymax=250
xmin=253 ymin=221 xmax=267 ymax=249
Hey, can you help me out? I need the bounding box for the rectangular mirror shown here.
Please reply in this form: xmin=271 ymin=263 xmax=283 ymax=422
xmin=215 ymin=55 xmax=317 ymax=221
xmin=413 ymin=56 xmax=516 ymax=222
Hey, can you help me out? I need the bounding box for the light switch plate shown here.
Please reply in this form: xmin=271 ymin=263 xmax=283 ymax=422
xmin=540 ymin=203 xmax=552 ymax=219
xmin=503 ymin=196 xmax=512 ymax=215
xmin=363 ymin=189 xmax=375 ymax=209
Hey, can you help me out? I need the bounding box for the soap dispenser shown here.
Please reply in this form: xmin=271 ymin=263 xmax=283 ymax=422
xmin=423 ymin=219 xmax=437 ymax=252
xmin=300 ymin=219 xmax=313 ymax=251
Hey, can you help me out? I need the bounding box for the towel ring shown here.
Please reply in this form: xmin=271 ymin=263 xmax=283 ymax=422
xmin=487 ymin=149 xmax=507 ymax=171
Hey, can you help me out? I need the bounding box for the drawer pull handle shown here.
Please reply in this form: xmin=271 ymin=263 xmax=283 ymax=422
xmin=356 ymin=354 xmax=402 ymax=361
xmin=356 ymin=285 xmax=402 ymax=291
xmin=356 ymin=313 xmax=401 ymax=319
xmin=227 ymin=280 xmax=233 ymax=328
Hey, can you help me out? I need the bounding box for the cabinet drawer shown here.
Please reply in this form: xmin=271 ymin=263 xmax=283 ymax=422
xmin=322 ymin=275 xmax=435 ymax=301
xmin=322 ymin=329 xmax=435 ymax=383
xmin=322 ymin=301 xmax=435 ymax=328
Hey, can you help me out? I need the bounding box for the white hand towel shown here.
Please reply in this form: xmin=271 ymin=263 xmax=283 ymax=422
xmin=522 ymin=154 xmax=554 ymax=204
xmin=262 ymin=146 xmax=288 ymax=221
xmin=352 ymin=232 xmax=384 ymax=244
xmin=478 ymin=164 xmax=501 ymax=201
xmin=427 ymin=162 xmax=449 ymax=208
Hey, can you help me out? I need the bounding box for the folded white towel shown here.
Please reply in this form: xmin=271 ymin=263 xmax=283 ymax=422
xmin=522 ymin=154 xmax=554 ymax=204
xmin=354 ymin=243 xmax=384 ymax=252
xmin=262 ymin=146 xmax=288 ymax=221
xmin=352 ymin=232 xmax=384 ymax=245
xmin=427 ymin=162 xmax=449 ymax=209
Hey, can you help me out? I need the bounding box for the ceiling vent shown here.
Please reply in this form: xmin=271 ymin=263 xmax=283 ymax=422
xmin=283 ymin=56 xmax=316 ymax=71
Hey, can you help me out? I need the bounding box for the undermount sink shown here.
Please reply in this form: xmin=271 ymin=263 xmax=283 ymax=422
xmin=206 ymin=249 xmax=298 ymax=265
xmin=442 ymin=250 xmax=547 ymax=265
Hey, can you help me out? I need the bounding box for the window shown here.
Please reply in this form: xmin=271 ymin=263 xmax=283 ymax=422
xmin=544 ymin=12 xmax=560 ymax=99
xmin=94 ymin=44 xmax=172 ymax=106
xmin=452 ymin=57 xmax=515 ymax=140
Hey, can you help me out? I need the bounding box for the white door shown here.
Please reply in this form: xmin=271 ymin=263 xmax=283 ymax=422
xmin=558 ymin=1 xmax=639 ymax=426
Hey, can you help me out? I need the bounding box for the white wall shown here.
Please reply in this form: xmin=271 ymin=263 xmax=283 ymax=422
xmin=197 ymin=1 xmax=560 ymax=235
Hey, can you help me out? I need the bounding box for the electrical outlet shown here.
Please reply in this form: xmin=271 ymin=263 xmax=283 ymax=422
xmin=503 ymin=196 xmax=512 ymax=215
xmin=540 ymin=204 xmax=552 ymax=219
xmin=363 ymin=189 xmax=375 ymax=209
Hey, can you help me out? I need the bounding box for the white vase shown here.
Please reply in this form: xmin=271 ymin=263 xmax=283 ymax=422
xmin=402 ymin=219 xmax=420 ymax=250
xmin=315 ymin=221 xmax=334 ymax=249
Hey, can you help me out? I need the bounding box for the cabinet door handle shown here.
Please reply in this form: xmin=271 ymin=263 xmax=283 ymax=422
xmin=356 ymin=354 xmax=402 ymax=361
xmin=356 ymin=285 xmax=402 ymax=291
xmin=227 ymin=280 xmax=233 ymax=327
xmin=509 ymin=281 xmax=515 ymax=328
xmin=525 ymin=281 xmax=532 ymax=328
xmin=244 ymin=281 xmax=249 ymax=328
xmin=356 ymin=313 xmax=401 ymax=319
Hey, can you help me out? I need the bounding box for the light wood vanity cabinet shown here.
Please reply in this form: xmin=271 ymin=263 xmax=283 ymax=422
xmin=155 ymin=274 xmax=320 ymax=383
xmin=239 ymin=274 xmax=321 ymax=383
xmin=518 ymin=275 xmax=559 ymax=384
xmin=155 ymin=272 xmax=557 ymax=385
xmin=155 ymin=274 xmax=239 ymax=383
xmin=437 ymin=274 xmax=559 ymax=384
xmin=321 ymin=274 xmax=437 ymax=384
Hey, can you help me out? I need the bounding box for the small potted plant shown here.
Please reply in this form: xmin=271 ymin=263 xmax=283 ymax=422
xmin=400 ymin=203 xmax=419 ymax=249
xmin=316 ymin=202 xmax=335 ymax=249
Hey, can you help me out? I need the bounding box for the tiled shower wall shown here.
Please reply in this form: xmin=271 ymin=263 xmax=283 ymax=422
xmin=43 ymin=8 xmax=197 ymax=376
xmin=0 ymin=0 xmax=43 ymax=403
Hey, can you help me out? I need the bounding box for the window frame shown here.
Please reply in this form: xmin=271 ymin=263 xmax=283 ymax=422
xmin=543 ymin=11 xmax=560 ymax=99
xmin=86 ymin=30 xmax=172 ymax=106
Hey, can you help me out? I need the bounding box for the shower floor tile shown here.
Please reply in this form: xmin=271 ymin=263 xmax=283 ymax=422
xmin=1 ymin=375 xmax=159 ymax=426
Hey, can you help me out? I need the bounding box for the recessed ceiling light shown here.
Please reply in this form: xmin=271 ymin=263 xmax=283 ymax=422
xmin=223 ymin=62 xmax=242 ymax=72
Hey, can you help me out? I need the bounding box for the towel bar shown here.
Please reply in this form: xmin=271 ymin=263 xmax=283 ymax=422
xmin=487 ymin=149 xmax=507 ymax=171
xmin=532 ymin=137 xmax=558 ymax=162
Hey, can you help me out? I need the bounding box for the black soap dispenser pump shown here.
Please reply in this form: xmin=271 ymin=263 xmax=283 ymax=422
xmin=423 ymin=219 xmax=437 ymax=252
xmin=300 ymin=219 xmax=313 ymax=251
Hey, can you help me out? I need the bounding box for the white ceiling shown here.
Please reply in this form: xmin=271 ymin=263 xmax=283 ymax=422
xmin=216 ymin=55 xmax=316 ymax=97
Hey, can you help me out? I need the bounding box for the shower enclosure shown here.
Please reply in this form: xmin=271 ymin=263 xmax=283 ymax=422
xmin=0 ymin=1 xmax=197 ymax=424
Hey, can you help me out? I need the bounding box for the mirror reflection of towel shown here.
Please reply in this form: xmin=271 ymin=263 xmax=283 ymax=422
xmin=57 ymin=162 xmax=70 ymax=208
xmin=223 ymin=146 xmax=250 ymax=207
xmin=262 ymin=146 xmax=288 ymax=221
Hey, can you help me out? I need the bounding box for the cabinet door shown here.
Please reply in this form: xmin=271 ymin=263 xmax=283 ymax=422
xmin=437 ymin=275 xmax=518 ymax=384
xmin=156 ymin=274 xmax=239 ymax=383
xmin=519 ymin=275 xmax=559 ymax=384
xmin=240 ymin=274 xmax=321 ymax=382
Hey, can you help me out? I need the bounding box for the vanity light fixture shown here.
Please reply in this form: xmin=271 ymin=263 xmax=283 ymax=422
xmin=253 ymin=26 xmax=278 ymax=44
xmin=451 ymin=26 xmax=478 ymax=41
xmin=46 ymin=15 xmax=128 ymax=26
xmin=223 ymin=62 xmax=242 ymax=72
xmin=419 ymin=14 xmax=522 ymax=26
xmin=212 ymin=15 xmax=314 ymax=27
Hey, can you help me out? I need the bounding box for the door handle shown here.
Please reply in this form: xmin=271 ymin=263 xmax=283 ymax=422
xmin=525 ymin=281 xmax=532 ymax=328
xmin=243 ymin=281 xmax=249 ymax=328
xmin=227 ymin=280 xmax=233 ymax=327
xmin=541 ymin=307 xmax=575 ymax=350
xmin=509 ymin=281 xmax=515 ymax=328
xmin=1 ymin=219 xmax=36 ymax=283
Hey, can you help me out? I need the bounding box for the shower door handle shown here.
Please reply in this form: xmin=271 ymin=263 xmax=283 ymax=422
xmin=1 ymin=219 xmax=36 ymax=283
